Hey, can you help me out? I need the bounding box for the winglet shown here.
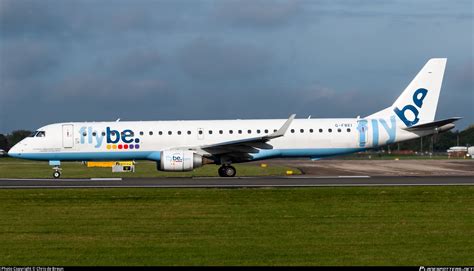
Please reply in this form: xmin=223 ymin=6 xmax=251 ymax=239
xmin=266 ymin=114 xmax=296 ymax=139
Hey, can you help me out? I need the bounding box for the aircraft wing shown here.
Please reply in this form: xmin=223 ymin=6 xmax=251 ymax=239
xmin=198 ymin=114 xmax=295 ymax=162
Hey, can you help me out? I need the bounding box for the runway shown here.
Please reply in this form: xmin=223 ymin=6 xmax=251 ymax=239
xmin=0 ymin=175 xmax=473 ymax=188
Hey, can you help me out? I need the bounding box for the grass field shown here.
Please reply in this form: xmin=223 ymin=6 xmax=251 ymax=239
xmin=0 ymin=158 xmax=300 ymax=178
xmin=0 ymin=186 xmax=472 ymax=266
xmin=335 ymin=153 xmax=469 ymax=160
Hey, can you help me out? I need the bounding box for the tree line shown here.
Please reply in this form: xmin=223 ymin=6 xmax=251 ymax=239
xmin=0 ymin=126 xmax=473 ymax=152
xmin=384 ymin=125 xmax=474 ymax=153
xmin=0 ymin=130 xmax=32 ymax=151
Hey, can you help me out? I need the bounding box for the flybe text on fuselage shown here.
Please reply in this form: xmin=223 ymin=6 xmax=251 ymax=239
xmin=78 ymin=127 xmax=141 ymax=149
xmin=357 ymin=116 xmax=397 ymax=148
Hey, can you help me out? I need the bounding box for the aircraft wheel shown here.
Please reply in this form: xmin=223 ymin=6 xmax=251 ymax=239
xmin=218 ymin=165 xmax=236 ymax=177
xmin=53 ymin=171 xmax=61 ymax=179
xmin=218 ymin=166 xmax=226 ymax=177
xmin=225 ymin=166 xmax=236 ymax=177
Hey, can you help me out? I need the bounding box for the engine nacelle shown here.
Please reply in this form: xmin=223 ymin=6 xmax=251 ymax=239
xmin=157 ymin=150 xmax=204 ymax=171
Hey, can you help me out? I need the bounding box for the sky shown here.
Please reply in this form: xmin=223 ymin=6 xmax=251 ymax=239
xmin=0 ymin=0 xmax=473 ymax=133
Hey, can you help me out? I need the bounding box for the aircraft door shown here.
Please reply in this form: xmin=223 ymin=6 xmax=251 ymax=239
xmin=356 ymin=119 xmax=368 ymax=148
xmin=62 ymin=124 xmax=74 ymax=148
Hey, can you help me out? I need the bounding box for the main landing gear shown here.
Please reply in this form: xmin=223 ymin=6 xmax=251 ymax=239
xmin=218 ymin=165 xmax=236 ymax=177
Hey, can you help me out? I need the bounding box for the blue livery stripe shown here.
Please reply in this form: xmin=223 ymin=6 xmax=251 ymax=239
xmin=10 ymin=148 xmax=366 ymax=162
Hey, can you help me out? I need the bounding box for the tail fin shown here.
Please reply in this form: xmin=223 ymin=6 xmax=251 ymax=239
xmin=367 ymin=58 xmax=447 ymax=127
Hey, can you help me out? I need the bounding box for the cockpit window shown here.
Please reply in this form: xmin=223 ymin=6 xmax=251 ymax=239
xmin=29 ymin=131 xmax=46 ymax=137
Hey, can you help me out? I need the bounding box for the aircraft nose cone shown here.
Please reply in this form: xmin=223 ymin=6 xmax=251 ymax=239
xmin=8 ymin=145 xmax=21 ymax=158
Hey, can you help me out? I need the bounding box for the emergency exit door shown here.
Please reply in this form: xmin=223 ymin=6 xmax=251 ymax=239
xmin=62 ymin=124 xmax=74 ymax=148
xmin=356 ymin=120 xmax=368 ymax=148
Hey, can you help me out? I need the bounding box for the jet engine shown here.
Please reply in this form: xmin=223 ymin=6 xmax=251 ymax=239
xmin=157 ymin=150 xmax=207 ymax=171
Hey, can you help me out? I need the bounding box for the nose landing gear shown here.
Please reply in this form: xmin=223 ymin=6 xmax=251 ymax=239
xmin=218 ymin=165 xmax=236 ymax=177
xmin=49 ymin=160 xmax=62 ymax=179
xmin=53 ymin=168 xmax=62 ymax=179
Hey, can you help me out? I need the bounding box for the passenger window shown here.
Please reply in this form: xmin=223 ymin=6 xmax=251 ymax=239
xmin=328 ymin=129 xmax=332 ymax=133
xmin=319 ymin=129 xmax=323 ymax=133
xmin=177 ymin=131 xmax=182 ymax=135
xmin=168 ymin=131 xmax=172 ymax=135
xmin=92 ymin=132 xmax=97 ymax=136
xmin=309 ymin=129 xmax=313 ymax=133
xmin=101 ymin=132 xmax=106 ymax=136
xmin=82 ymin=132 xmax=87 ymax=137
xmin=247 ymin=130 xmax=252 ymax=134
xmin=290 ymin=129 xmax=295 ymax=133
xmin=140 ymin=131 xmax=144 ymax=136
xmin=238 ymin=130 xmax=242 ymax=134
xmin=300 ymin=129 xmax=304 ymax=133
xmin=199 ymin=130 xmax=203 ymax=135
xmin=264 ymin=129 xmax=268 ymax=133
xmin=149 ymin=131 xmax=153 ymax=135
xmin=229 ymin=130 xmax=233 ymax=134
xmin=337 ymin=128 xmax=341 ymax=133
xmin=159 ymin=131 xmax=163 ymax=135
xmin=208 ymin=130 xmax=212 ymax=135
xmin=219 ymin=130 xmax=223 ymax=134
xmin=187 ymin=131 xmax=191 ymax=135
xmin=347 ymin=128 xmax=351 ymax=132
xmin=273 ymin=129 xmax=277 ymax=132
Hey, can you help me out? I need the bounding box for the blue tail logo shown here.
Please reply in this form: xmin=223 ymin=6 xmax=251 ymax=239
xmin=393 ymin=88 xmax=428 ymax=127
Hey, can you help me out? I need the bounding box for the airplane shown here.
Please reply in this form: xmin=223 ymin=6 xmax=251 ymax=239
xmin=8 ymin=58 xmax=461 ymax=178
xmin=447 ymin=146 xmax=468 ymax=153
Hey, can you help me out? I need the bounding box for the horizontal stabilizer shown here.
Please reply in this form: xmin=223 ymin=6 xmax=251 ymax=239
xmin=403 ymin=117 xmax=461 ymax=131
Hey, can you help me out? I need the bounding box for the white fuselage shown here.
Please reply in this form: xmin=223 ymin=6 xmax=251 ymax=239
xmin=8 ymin=117 xmax=430 ymax=162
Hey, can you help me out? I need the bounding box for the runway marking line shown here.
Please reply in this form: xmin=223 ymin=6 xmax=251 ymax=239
xmin=90 ymin=178 xmax=122 ymax=181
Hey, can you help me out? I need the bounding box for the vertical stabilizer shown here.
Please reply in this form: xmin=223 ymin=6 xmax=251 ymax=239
xmin=367 ymin=58 xmax=447 ymax=127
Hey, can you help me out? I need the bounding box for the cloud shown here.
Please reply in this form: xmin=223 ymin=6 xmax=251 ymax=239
xmin=0 ymin=38 xmax=62 ymax=105
xmin=215 ymin=0 xmax=302 ymax=27
xmin=301 ymin=0 xmax=473 ymax=20
xmin=0 ymin=39 xmax=60 ymax=79
xmin=0 ymin=0 xmax=203 ymax=41
xmin=178 ymin=37 xmax=273 ymax=81
xmin=100 ymin=49 xmax=162 ymax=76
xmin=455 ymin=59 xmax=474 ymax=90
xmin=0 ymin=0 xmax=66 ymax=37
xmin=50 ymin=75 xmax=170 ymax=101
xmin=0 ymin=0 xmax=472 ymax=132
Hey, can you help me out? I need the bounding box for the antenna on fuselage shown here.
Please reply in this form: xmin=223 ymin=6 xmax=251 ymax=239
xmin=308 ymin=115 xmax=311 ymax=119
xmin=116 ymin=118 xmax=121 ymax=122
